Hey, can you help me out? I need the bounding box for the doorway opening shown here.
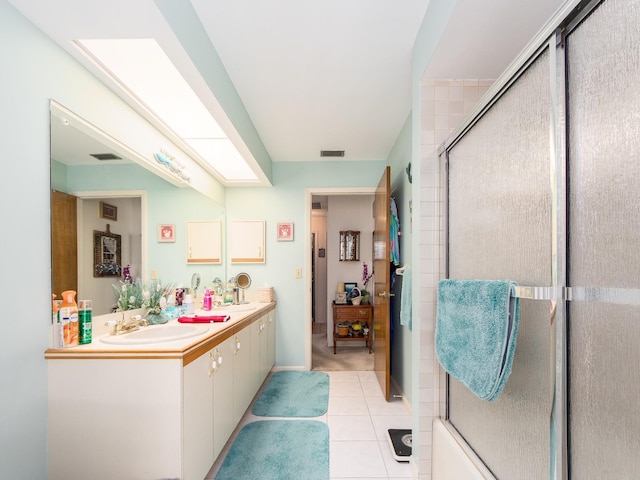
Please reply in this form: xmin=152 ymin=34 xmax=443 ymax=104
xmin=305 ymin=189 xmax=375 ymax=372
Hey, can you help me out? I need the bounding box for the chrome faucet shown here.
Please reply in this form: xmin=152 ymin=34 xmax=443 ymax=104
xmin=106 ymin=314 xmax=149 ymax=335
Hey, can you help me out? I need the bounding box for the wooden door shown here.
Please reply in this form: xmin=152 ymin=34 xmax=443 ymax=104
xmin=373 ymin=166 xmax=392 ymax=401
xmin=51 ymin=190 xmax=78 ymax=297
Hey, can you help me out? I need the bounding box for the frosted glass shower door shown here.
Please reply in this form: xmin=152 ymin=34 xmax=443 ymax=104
xmin=566 ymin=0 xmax=640 ymax=477
xmin=446 ymin=49 xmax=552 ymax=480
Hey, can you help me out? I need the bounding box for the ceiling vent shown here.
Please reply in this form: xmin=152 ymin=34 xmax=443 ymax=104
xmin=320 ymin=150 xmax=345 ymax=158
xmin=90 ymin=153 xmax=122 ymax=161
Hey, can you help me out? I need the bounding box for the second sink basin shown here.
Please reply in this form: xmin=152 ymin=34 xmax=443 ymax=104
xmin=213 ymin=304 xmax=257 ymax=313
xmin=100 ymin=323 xmax=209 ymax=345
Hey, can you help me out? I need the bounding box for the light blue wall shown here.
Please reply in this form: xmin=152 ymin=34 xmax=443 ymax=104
xmin=64 ymin=163 xmax=227 ymax=286
xmin=225 ymin=160 xmax=386 ymax=367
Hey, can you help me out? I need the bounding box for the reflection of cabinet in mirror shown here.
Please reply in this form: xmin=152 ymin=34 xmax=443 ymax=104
xmin=230 ymin=221 xmax=265 ymax=264
xmin=186 ymin=222 xmax=222 ymax=264
xmin=339 ymin=230 xmax=360 ymax=261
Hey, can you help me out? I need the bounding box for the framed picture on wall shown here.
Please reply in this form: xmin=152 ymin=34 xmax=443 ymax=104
xmin=100 ymin=201 xmax=117 ymax=221
xmin=158 ymin=224 xmax=176 ymax=243
xmin=344 ymin=283 xmax=357 ymax=295
xmin=277 ymin=222 xmax=294 ymax=241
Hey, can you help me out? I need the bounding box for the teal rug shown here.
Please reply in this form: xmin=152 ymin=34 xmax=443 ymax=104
xmin=215 ymin=420 xmax=329 ymax=480
xmin=252 ymin=371 xmax=329 ymax=417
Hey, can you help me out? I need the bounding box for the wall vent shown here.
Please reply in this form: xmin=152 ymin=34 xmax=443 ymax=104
xmin=90 ymin=153 xmax=122 ymax=161
xmin=320 ymin=150 xmax=345 ymax=157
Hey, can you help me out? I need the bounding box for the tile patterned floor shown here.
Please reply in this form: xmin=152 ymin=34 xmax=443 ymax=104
xmin=207 ymin=370 xmax=413 ymax=479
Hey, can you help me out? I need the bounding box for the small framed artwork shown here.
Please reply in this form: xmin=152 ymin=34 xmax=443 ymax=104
xmin=100 ymin=201 xmax=117 ymax=221
xmin=277 ymin=222 xmax=294 ymax=241
xmin=335 ymin=292 xmax=347 ymax=304
xmin=158 ymin=224 xmax=176 ymax=243
xmin=344 ymin=282 xmax=357 ymax=295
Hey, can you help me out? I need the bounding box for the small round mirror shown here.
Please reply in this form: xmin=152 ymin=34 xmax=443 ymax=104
xmin=236 ymin=272 xmax=251 ymax=303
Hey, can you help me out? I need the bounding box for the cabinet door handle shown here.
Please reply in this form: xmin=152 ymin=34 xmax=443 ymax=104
xmin=208 ymin=349 xmax=223 ymax=376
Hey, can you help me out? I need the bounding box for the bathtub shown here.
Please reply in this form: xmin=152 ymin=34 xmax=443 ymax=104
xmin=432 ymin=419 xmax=496 ymax=480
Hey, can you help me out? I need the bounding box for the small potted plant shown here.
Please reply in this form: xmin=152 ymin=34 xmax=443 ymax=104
xmin=361 ymin=261 xmax=373 ymax=305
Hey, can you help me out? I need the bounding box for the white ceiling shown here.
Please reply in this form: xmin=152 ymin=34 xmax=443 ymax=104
xmin=11 ymin=0 xmax=565 ymax=172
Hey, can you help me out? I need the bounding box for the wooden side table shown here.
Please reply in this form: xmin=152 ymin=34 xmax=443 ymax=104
xmin=332 ymin=303 xmax=373 ymax=354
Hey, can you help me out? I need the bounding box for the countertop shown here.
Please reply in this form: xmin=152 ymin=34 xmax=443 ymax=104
xmin=45 ymin=302 xmax=276 ymax=365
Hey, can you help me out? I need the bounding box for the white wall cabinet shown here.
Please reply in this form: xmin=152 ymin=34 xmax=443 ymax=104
xmin=186 ymin=221 xmax=222 ymax=264
xmin=230 ymin=220 xmax=265 ymax=263
xmin=47 ymin=304 xmax=276 ymax=479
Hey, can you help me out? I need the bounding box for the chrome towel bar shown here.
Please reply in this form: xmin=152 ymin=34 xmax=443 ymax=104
xmin=512 ymin=285 xmax=640 ymax=306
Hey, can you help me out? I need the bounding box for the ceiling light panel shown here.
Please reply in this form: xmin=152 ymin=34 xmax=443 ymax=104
xmin=78 ymin=39 xmax=226 ymax=140
xmin=187 ymin=138 xmax=258 ymax=181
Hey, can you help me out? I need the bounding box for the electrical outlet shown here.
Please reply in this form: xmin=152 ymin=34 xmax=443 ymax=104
xmin=295 ymin=268 xmax=302 ymax=279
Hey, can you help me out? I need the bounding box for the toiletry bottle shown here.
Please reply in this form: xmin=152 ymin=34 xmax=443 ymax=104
xmin=203 ymin=289 xmax=212 ymax=311
xmin=59 ymin=290 xmax=79 ymax=347
xmin=52 ymin=295 xmax=63 ymax=348
xmin=78 ymin=300 xmax=92 ymax=345
xmin=184 ymin=294 xmax=195 ymax=314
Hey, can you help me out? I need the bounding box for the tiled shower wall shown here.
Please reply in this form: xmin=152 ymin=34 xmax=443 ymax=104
xmin=415 ymin=79 xmax=493 ymax=479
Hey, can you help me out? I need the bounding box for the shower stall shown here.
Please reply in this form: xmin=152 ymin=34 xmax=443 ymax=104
xmin=434 ymin=0 xmax=640 ymax=478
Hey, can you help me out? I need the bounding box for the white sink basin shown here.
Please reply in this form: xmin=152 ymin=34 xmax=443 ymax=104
xmin=100 ymin=324 xmax=209 ymax=345
xmin=213 ymin=304 xmax=257 ymax=313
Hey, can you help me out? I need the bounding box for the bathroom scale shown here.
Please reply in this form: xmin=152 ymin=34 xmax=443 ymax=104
xmin=178 ymin=314 xmax=230 ymax=323
xmin=387 ymin=429 xmax=412 ymax=462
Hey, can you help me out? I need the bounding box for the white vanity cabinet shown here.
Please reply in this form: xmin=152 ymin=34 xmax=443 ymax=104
xmin=46 ymin=303 xmax=276 ymax=480
xmin=232 ymin=326 xmax=253 ymax=422
xmin=212 ymin=336 xmax=235 ymax=458
xmin=183 ymin=347 xmax=215 ymax=479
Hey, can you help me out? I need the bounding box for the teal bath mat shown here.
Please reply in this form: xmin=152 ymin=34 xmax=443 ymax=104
xmin=252 ymin=371 xmax=329 ymax=417
xmin=215 ymin=420 xmax=329 ymax=480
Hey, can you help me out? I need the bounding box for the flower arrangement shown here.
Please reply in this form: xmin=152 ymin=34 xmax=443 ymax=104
xmin=141 ymin=279 xmax=174 ymax=316
xmin=362 ymin=261 xmax=374 ymax=295
xmin=112 ymin=278 xmax=174 ymax=315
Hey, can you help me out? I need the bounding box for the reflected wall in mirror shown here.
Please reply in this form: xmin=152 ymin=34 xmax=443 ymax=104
xmin=186 ymin=222 xmax=222 ymax=263
xmin=51 ymin=101 xmax=227 ymax=317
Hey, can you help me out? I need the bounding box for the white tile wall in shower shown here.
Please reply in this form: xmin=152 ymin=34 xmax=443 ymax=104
xmin=414 ymin=78 xmax=494 ymax=480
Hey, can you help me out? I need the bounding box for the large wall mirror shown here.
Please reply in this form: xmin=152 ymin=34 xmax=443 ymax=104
xmin=50 ymin=101 xmax=226 ymax=316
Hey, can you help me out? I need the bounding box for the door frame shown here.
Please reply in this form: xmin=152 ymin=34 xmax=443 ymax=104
xmin=304 ymin=187 xmax=376 ymax=370
xmin=70 ymin=189 xmax=147 ymax=302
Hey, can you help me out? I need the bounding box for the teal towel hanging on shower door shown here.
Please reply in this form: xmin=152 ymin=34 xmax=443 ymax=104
xmin=435 ymin=279 xmax=520 ymax=402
